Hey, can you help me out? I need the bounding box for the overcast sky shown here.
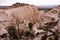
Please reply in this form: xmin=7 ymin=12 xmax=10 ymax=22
xmin=0 ymin=0 xmax=60 ymax=6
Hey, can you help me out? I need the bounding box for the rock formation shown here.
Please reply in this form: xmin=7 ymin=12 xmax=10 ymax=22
xmin=0 ymin=3 xmax=60 ymax=40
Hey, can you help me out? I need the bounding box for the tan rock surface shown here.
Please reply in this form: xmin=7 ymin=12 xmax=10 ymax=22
xmin=0 ymin=4 xmax=60 ymax=40
xmin=0 ymin=5 xmax=59 ymax=32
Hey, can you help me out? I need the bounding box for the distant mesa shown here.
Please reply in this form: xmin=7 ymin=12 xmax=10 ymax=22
xmin=0 ymin=6 xmax=9 ymax=9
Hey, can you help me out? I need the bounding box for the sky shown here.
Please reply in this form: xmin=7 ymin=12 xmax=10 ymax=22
xmin=0 ymin=0 xmax=60 ymax=6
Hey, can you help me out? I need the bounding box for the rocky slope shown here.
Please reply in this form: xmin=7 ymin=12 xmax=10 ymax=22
xmin=0 ymin=3 xmax=60 ymax=40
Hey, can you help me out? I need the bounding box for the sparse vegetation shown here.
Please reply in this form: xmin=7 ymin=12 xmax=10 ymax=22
xmin=28 ymin=22 xmax=33 ymax=30
xmin=11 ymin=2 xmax=29 ymax=8
xmin=41 ymin=20 xmax=59 ymax=40
xmin=6 ymin=26 xmax=18 ymax=40
xmin=6 ymin=26 xmax=35 ymax=40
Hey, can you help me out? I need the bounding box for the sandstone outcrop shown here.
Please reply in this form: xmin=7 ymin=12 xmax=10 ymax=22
xmin=0 ymin=3 xmax=60 ymax=40
xmin=0 ymin=4 xmax=59 ymax=33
